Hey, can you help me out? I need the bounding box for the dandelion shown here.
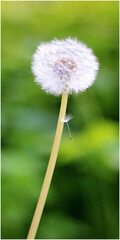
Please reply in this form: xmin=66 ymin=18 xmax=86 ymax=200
xmin=61 ymin=115 xmax=73 ymax=141
xmin=27 ymin=38 xmax=99 ymax=239
xmin=32 ymin=38 xmax=99 ymax=95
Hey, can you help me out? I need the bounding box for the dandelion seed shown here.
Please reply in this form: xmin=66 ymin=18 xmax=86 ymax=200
xmin=61 ymin=114 xmax=73 ymax=123
xmin=61 ymin=115 xmax=73 ymax=141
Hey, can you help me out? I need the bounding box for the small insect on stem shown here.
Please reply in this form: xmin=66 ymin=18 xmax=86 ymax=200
xmin=61 ymin=114 xmax=73 ymax=141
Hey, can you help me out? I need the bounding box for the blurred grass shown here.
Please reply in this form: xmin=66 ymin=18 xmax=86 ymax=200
xmin=1 ymin=1 xmax=119 ymax=239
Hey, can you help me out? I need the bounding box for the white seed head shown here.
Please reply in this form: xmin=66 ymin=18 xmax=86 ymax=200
xmin=61 ymin=114 xmax=73 ymax=123
xmin=32 ymin=38 xmax=99 ymax=95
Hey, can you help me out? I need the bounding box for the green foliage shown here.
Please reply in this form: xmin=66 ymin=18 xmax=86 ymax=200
xmin=1 ymin=1 xmax=118 ymax=239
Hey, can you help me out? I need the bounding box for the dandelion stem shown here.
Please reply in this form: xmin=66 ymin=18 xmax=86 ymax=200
xmin=27 ymin=92 xmax=68 ymax=239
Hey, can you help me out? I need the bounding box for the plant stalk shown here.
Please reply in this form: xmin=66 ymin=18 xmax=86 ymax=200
xmin=27 ymin=92 xmax=68 ymax=239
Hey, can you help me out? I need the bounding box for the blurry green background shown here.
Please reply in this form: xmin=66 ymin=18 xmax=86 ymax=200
xmin=1 ymin=1 xmax=119 ymax=239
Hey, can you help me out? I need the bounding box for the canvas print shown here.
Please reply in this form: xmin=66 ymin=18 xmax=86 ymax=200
xmin=1 ymin=1 xmax=119 ymax=239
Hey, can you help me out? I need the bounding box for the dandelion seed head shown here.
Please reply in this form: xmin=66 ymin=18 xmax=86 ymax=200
xmin=32 ymin=38 xmax=99 ymax=95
